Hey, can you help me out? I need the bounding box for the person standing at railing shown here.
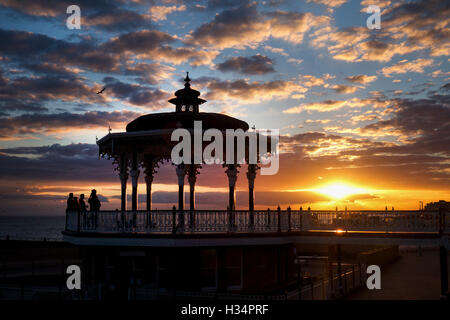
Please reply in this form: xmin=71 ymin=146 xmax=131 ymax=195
xmin=73 ymin=196 xmax=80 ymax=212
xmin=79 ymin=194 xmax=87 ymax=212
xmin=79 ymin=194 xmax=87 ymax=229
xmin=88 ymin=189 xmax=101 ymax=228
xmin=66 ymin=193 xmax=75 ymax=213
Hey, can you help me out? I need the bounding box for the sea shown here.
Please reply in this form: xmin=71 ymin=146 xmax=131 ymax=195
xmin=0 ymin=216 xmax=65 ymax=241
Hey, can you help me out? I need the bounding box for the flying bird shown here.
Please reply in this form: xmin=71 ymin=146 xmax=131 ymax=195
xmin=96 ymin=87 xmax=106 ymax=94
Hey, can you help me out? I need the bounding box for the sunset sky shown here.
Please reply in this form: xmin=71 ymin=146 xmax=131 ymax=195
xmin=0 ymin=0 xmax=448 ymax=215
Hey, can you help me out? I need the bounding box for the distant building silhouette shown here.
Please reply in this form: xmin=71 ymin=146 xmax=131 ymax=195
xmin=424 ymin=200 xmax=450 ymax=211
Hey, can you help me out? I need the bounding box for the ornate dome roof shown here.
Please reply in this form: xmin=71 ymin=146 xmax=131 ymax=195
xmin=126 ymin=112 xmax=249 ymax=132
xmin=126 ymin=73 xmax=249 ymax=132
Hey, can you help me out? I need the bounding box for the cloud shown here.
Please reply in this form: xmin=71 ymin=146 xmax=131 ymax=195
xmin=0 ymin=143 xmax=98 ymax=157
xmin=360 ymin=96 xmax=450 ymax=151
xmin=306 ymin=0 xmax=347 ymax=8
xmin=0 ymin=73 xmax=106 ymax=105
xmin=104 ymin=29 xmax=218 ymax=66
xmin=360 ymin=0 xmax=391 ymax=10
xmin=332 ymin=84 xmax=359 ymax=94
xmin=149 ymin=5 xmax=186 ymax=21
xmin=84 ymin=8 xmax=154 ymax=31
xmin=123 ymin=62 xmax=175 ymax=85
xmin=0 ymin=28 xmax=120 ymax=73
xmin=311 ymin=0 xmax=449 ymax=62
xmin=381 ymin=58 xmax=434 ymax=77
xmin=265 ymin=10 xmax=330 ymax=44
xmin=0 ymin=143 xmax=112 ymax=182
xmin=185 ymin=3 xmax=330 ymax=49
xmin=302 ymin=74 xmax=334 ymax=87
xmin=0 ymin=111 xmax=141 ymax=139
xmin=287 ymin=58 xmax=303 ymax=64
xmin=345 ymin=74 xmax=377 ymax=84
xmin=200 ymin=78 xmax=307 ymax=103
xmin=0 ymin=0 xmax=153 ymax=31
xmin=283 ymin=98 xmax=364 ymax=113
xmin=0 ymin=0 xmax=112 ymax=17
xmin=0 ymin=102 xmax=47 ymax=115
xmin=216 ymin=55 xmax=275 ymax=75
xmin=103 ymin=77 xmax=169 ymax=108
xmin=185 ymin=4 xmax=268 ymax=49
xmin=197 ymin=0 xmax=252 ymax=11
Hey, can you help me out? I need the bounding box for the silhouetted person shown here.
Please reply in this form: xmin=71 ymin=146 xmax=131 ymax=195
xmin=79 ymin=194 xmax=87 ymax=212
xmin=88 ymin=189 xmax=101 ymax=228
xmin=66 ymin=193 xmax=75 ymax=212
xmin=78 ymin=193 xmax=88 ymax=228
xmin=73 ymin=197 xmax=80 ymax=212
xmin=88 ymin=189 xmax=101 ymax=212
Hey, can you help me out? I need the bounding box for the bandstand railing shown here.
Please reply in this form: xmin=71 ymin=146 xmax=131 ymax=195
xmin=65 ymin=208 xmax=449 ymax=235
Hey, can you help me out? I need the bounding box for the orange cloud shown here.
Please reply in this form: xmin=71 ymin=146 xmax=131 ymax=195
xmin=346 ymin=74 xmax=377 ymax=84
xmin=381 ymin=58 xmax=434 ymax=77
xmin=149 ymin=5 xmax=186 ymax=21
xmin=283 ymin=98 xmax=365 ymax=113
xmin=307 ymin=0 xmax=347 ymax=7
xmin=203 ymin=79 xmax=307 ymax=103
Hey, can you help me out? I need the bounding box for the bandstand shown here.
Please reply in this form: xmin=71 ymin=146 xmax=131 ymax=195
xmin=95 ymin=72 xmax=260 ymax=215
xmin=62 ymin=74 xmax=450 ymax=300
xmin=63 ymin=74 xmax=298 ymax=299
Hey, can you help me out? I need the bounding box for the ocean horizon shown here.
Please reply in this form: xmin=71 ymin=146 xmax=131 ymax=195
xmin=0 ymin=215 xmax=65 ymax=241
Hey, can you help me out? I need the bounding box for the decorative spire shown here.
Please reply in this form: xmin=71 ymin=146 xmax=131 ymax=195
xmin=168 ymin=72 xmax=206 ymax=113
xmin=184 ymin=72 xmax=191 ymax=87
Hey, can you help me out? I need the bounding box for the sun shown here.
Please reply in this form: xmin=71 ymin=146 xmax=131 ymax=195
xmin=315 ymin=182 xmax=368 ymax=200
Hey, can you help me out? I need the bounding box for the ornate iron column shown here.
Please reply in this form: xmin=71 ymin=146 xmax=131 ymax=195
xmin=247 ymin=164 xmax=257 ymax=228
xmin=226 ymin=164 xmax=239 ymax=211
xmin=145 ymin=175 xmax=153 ymax=211
xmin=246 ymin=164 xmax=257 ymax=212
xmin=187 ymin=165 xmax=201 ymax=211
xmin=143 ymin=156 xmax=158 ymax=212
xmin=226 ymin=164 xmax=239 ymax=231
xmin=176 ymin=163 xmax=186 ymax=211
xmin=118 ymin=154 xmax=128 ymax=211
xmin=187 ymin=165 xmax=200 ymax=229
xmin=130 ymin=151 xmax=140 ymax=212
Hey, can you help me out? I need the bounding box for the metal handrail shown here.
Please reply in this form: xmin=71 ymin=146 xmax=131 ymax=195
xmin=65 ymin=209 xmax=447 ymax=235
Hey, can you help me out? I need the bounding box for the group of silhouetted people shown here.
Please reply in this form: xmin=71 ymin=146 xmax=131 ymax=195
xmin=66 ymin=189 xmax=101 ymax=213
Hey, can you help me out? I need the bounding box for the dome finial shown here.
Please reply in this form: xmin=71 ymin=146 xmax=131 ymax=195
xmin=184 ymin=72 xmax=191 ymax=86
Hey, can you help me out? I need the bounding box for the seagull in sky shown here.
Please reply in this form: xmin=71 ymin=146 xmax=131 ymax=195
xmin=96 ymin=87 xmax=106 ymax=94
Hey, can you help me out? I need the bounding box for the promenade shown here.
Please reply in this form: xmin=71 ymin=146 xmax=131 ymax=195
xmin=349 ymin=248 xmax=450 ymax=300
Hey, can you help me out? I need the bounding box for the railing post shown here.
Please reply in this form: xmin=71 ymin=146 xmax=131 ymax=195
xmin=439 ymin=242 xmax=448 ymax=299
xmin=287 ymin=206 xmax=292 ymax=232
xmin=172 ymin=206 xmax=176 ymax=234
xmin=352 ymin=265 xmax=355 ymax=290
xmin=439 ymin=207 xmax=445 ymax=235
xmin=77 ymin=211 xmax=80 ymax=232
xmin=359 ymin=263 xmax=362 ymax=286
xmin=267 ymin=208 xmax=271 ymax=229
xmin=299 ymin=206 xmax=303 ymax=231
xmin=277 ymin=205 xmax=281 ymax=232
xmin=328 ymin=258 xmax=334 ymax=299
xmin=337 ymin=244 xmax=343 ymax=297
xmin=228 ymin=208 xmax=235 ymax=232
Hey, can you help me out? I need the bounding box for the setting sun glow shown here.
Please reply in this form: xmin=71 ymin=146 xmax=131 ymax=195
xmin=315 ymin=182 xmax=369 ymax=200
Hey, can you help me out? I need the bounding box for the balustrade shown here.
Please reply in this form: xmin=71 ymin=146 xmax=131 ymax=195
xmin=65 ymin=209 xmax=447 ymax=235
